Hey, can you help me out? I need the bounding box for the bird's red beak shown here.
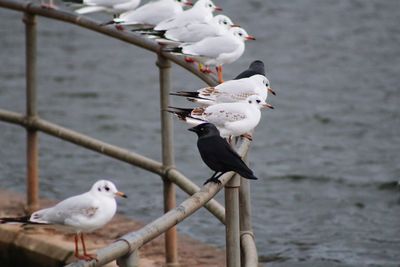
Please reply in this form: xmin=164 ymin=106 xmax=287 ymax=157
xmin=214 ymin=6 xmax=223 ymax=11
xmin=246 ymin=35 xmax=256 ymax=41
xmin=185 ymin=1 xmax=193 ymax=6
xmin=268 ymin=88 xmax=276 ymax=95
xmin=262 ymin=103 xmax=274 ymax=109
xmin=115 ymin=191 xmax=127 ymax=198
xmin=231 ymin=24 xmax=241 ymax=28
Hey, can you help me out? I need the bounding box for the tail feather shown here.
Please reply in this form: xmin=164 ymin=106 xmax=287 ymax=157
xmin=162 ymin=47 xmax=182 ymax=53
xmin=167 ymin=106 xmax=194 ymax=120
xmin=61 ymin=0 xmax=83 ymax=3
xmin=170 ymin=91 xmax=200 ymax=98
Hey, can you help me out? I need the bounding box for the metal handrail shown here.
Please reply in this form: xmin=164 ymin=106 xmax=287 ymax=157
xmin=0 ymin=1 xmax=259 ymax=266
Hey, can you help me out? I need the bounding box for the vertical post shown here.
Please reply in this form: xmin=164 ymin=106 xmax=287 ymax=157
xmin=116 ymin=249 xmax=140 ymax=267
xmin=24 ymin=11 xmax=39 ymax=213
xmin=157 ymin=54 xmax=179 ymax=267
xmin=225 ymin=174 xmax=241 ymax=267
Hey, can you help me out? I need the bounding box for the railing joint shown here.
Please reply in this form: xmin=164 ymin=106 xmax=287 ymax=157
xmin=240 ymin=230 xmax=255 ymax=240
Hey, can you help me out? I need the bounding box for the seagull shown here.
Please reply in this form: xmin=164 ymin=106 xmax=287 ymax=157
xmin=0 ymin=180 xmax=127 ymax=261
xmin=163 ymin=27 xmax=255 ymax=83
xmin=154 ymin=0 xmax=222 ymax=31
xmin=112 ymin=0 xmax=192 ymax=28
xmin=62 ymin=0 xmax=141 ymax=15
xmin=152 ymin=14 xmax=236 ymax=45
xmin=234 ymin=60 xmax=265 ymax=79
xmin=171 ymin=74 xmax=275 ymax=105
xmin=168 ymin=95 xmax=273 ymax=140
xmin=188 ymin=123 xmax=259 ymax=184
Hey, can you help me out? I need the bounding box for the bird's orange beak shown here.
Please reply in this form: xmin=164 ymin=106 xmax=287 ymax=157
xmin=246 ymin=35 xmax=256 ymax=41
xmin=115 ymin=191 xmax=127 ymax=198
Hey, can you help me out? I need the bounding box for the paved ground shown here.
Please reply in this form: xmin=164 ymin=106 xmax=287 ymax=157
xmin=0 ymin=190 xmax=225 ymax=267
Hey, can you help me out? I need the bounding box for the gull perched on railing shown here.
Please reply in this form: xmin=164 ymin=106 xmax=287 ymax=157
xmin=171 ymin=74 xmax=275 ymax=105
xmin=111 ymin=0 xmax=193 ymax=28
xmin=168 ymin=95 xmax=273 ymax=140
xmin=0 ymin=180 xmax=127 ymax=261
xmin=154 ymin=0 xmax=222 ymax=31
xmin=62 ymin=0 xmax=141 ymax=16
xmin=163 ymin=27 xmax=255 ymax=83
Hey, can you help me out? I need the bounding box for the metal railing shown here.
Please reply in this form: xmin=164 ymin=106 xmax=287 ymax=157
xmin=0 ymin=1 xmax=258 ymax=266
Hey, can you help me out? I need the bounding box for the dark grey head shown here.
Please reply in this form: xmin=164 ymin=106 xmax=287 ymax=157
xmin=249 ymin=60 xmax=265 ymax=73
xmin=188 ymin=123 xmax=220 ymax=138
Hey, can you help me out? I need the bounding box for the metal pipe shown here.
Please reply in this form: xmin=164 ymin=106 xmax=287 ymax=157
xmin=225 ymin=174 xmax=241 ymax=267
xmin=157 ymin=55 xmax=179 ymax=266
xmin=23 ymin=11 xmax=39 ymax=213
xmin=0 ymin=0 xmax=218 ymax=87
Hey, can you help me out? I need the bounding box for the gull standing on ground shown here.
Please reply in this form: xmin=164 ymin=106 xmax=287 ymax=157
xmin=171 ymin=74 xmax=275 ymax=105
xmin=189 ymin=123 xmax=259 ymax=184
xmin=62 ymin=0 xmax=141 ymax=15
xmin=168 ymin=95 xmax=273 ymax=140
xmin=0 ymin=180 xmax=127 ymax=261
xmin=154 ymin=0 xmax=222 ymax=31
xmin=113 ymin=0 xmax=193 ymax=27
xmin=164 ymin=26 xmax=255 ymax=83
xmin=153 ymin=14 xmax=236 ymax=45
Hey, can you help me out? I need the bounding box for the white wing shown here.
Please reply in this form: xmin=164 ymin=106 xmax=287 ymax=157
xmin=181 ymin=35 xmax=239 ymax=58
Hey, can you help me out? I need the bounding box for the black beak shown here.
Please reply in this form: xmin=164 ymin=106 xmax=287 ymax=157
xmin=188 ymin=127 xmax=197 ymax=132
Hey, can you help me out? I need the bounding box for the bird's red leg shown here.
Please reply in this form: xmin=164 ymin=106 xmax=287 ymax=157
xmin=241 ymin=133 xmax=253 ymax=141
xmin=80 ymin=233 xmax=98 ymax=261
xmin=74 ymin=234 xmax=81 ymax=259
xmin=217 ymin=66 xmax=224 ymax=83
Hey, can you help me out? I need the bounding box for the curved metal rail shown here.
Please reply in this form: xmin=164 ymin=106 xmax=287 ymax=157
xmin=0 ymin=1 xmax=259 ymax=266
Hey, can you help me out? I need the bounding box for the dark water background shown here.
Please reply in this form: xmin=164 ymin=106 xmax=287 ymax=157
xmin=1 ymin=0 xmax=399 ymax=266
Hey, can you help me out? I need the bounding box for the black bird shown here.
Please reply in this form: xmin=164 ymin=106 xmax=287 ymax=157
xmin=234 ymin=60 xmax=265 ymax=80
xmin=189 ymin=123 xmax=258 ymax=185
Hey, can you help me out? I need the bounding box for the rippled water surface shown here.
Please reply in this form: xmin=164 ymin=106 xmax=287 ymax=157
xmin=0 ymin=0 xmax=399 ymax=266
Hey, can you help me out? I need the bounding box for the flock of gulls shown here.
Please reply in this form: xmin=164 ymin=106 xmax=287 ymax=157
xmin=0 ymin=0 xmax=277 ymax=262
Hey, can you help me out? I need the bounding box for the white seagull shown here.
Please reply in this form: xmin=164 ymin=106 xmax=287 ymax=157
xmin=154 ymin=0 xmax=222 ymax=31
xmin=62 ymin=0 xmax=141 ymax=15
xmin=114 ymin=0 xmax=193 ymax=27
xmin=0 ymin=180 xmax=127 ymax=261
xmin=168 ymin=95 xmax=273 ymax=140
xmin=164 ymin=26 xmax=255 ymax=83
xmin=155 ymin=14 xmax=236 ymax=45
xmin=171 ymin=74 xmax=275 ymax=105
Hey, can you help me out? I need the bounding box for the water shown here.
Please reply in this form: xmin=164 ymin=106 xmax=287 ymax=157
xmin=0 ymin=0 xmax=399 ymax=266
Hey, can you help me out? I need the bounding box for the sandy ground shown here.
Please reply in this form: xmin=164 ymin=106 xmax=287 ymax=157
xmin=0 ymin=190 xmax=225 ymax=267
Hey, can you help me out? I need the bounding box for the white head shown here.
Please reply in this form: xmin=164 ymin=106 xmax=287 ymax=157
xmin=212 ymin=14 xmax=234 ymax=30
xmin=246 ymin=95 xmax=273 ymax=110
xmin=195 ymin=0 xmax=222 ymax=12
xmin=229 ymin=27 xmax=255 ymax=41
xmin=250 ymin=74 xmax=276 ymax=96
xmin=90 ymin=180 xmax=127 ymax=199
xmin=175 ymin=0 xmax=193 ymax=7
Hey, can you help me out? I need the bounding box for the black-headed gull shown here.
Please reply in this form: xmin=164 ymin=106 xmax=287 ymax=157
xmin=164 ymin=27 xmax=255 ymax=83
xmin=171 ymin=74 xmax=275 ymax=105
xmin=168 ymin=95 xmax=272 ymax=140
xmin=154 ymin=0 xmax=222 ymax=31
xmin=114 ymin=0 xmax=192 ymax=27
xmin=0 ymin=180 xmax=127 ymax=261
xmin=63 ymin=0 xmax=141 ymax=15
xmin=154 ymin=14 xmax=235 ymax=45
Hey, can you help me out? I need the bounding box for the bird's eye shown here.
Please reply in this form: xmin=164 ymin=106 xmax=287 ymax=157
xmin=248 ymin=100 xmax=252 ymax=103
xmin=266 ymin=83 xmax=269 ymax=87
xmin=238 ymin=33 xmax=243 ymax=36
xmin=177 ymin=0 xmax=181 ymax=2
xmin=98 ymin=187 xmax=101 ymax=192
xmin=256 ymin=99 xmax=261 ymax=103
xmin=223 ymin=21 xmax=227 ymax=24
xmin=105 ymin=186 xmax=110 ymax=191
